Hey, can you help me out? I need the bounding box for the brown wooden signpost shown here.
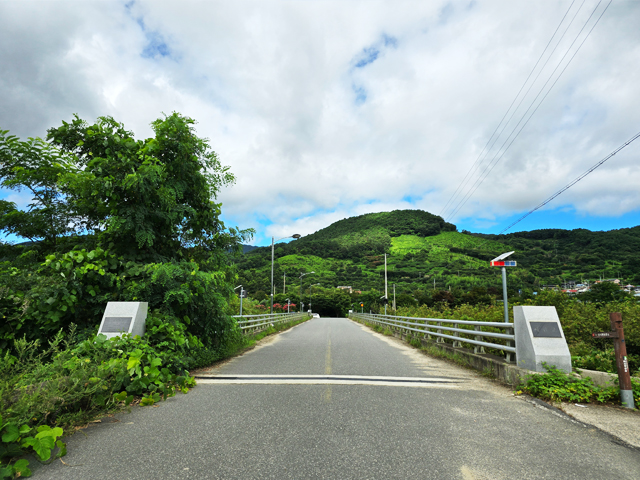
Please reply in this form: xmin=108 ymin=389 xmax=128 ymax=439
xmin=592 ymin=312 xmax=635 ymax=409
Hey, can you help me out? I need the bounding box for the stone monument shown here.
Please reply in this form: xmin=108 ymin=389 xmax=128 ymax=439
xmin=97 ymin=302 xmax=148 ymax=339
xmin=513 ymin=305 xmax=572 ymax=373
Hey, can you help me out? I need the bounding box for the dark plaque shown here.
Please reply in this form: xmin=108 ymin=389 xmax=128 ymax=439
xmin=592 ymin=331 xmax=618 ymax=339
xmin=101 ymin=316 xmax=133 ymax=333
xmin=530 ymin=322 xmax=562 ymax=338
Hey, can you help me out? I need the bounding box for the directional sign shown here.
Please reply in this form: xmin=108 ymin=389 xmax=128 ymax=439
xmin=592 ymin=331 xmax=619 ymax=339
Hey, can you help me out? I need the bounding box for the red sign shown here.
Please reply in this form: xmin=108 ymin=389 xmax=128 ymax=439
xmin=490 ymin=260 xmax=517 ymax=267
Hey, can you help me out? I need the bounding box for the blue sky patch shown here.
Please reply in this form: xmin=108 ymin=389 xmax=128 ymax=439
xmin=126 ymin=5 xmax=173 ymax=60
xmin=382 ymin=34 xmax=398 ymax=48
xmin=353 ymin=85 xmax=367 ymax=105
xmin=402 ymin=195 xmax=421 ymax=204
xmin=141 ymin=31 xmax=171 ymax=59
xmin=457 ymin=206 xmax=640 ymax=235
xmin=355 ymin=47 xmax=380 ymax=68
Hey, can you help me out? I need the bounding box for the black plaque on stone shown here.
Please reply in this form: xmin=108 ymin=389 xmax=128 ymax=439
xmin=530 ymin=322 xmax=562 ymax=338
xmin=101 ymin=316 xmax=133 ymax=333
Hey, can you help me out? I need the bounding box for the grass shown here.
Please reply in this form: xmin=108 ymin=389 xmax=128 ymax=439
xmin=518 ymin=364 xmax=640 ymax=406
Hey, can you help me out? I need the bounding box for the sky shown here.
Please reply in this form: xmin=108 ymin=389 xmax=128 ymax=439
xmin=1 ymin=0 xmax=639 ymax=246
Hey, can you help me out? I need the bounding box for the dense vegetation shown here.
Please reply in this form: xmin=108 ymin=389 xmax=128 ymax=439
xmin=0 ymin=114 xmax=257 ymax=477
xmin=234 ymin=209 xmax=640 ymax=385
xmin=233 ymin=209 xmax=640 ymax=313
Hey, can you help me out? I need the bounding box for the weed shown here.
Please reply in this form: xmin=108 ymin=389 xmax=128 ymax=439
xmin=481 ymin=366 xmax=496 ymax=379
xmin=518 ymin=363 xmax=632 ymax=404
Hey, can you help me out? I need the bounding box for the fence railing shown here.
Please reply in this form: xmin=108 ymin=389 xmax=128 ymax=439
xmin=349 ymin=312 xmax=515 ymax=362
xmin=233 ymin=312 xmax=311 ymax=335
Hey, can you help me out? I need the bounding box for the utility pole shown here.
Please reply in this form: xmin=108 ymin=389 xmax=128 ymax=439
xmin=384 ymin=253 xmax=388 ymax=315
xmin=393 ymin=283 xmax=396 ymax=312
xmin=283 ymin=273 xmax=286 ymax=294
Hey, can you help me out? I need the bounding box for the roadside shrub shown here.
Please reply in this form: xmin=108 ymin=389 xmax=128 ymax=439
xmin=518 ymin=364 xmax=640 ymax=405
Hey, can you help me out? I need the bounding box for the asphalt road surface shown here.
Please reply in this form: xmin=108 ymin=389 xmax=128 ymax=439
xmin=31 ymin=317 xmax=640 ymax=479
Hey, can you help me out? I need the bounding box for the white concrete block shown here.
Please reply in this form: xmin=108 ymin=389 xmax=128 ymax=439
xmin=514 ymin=306 xmax=572 ymax=373
xmin=97 ymin=302 xmax=148 ymax=339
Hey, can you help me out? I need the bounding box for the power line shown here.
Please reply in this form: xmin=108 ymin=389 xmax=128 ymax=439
xmin=439 ymin=0 xmax=579 ymax=219
xmin=498 ymin=130 xmax=640 ymax=235
xmin=446 ymin=0 xmax=611 ymax=221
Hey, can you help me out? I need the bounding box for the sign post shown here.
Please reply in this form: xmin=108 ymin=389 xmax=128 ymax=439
xmin=592 ymin=312 xmax=635 ymax=409
xmin=490 ymin=251 xmax=516 ymax=324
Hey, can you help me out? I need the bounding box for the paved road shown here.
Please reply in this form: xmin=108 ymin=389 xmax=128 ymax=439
xmin=32 ymin=317 xmax=640 ymax=479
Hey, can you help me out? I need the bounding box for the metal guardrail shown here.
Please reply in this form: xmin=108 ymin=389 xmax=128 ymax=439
xmin=233 ymin=312 xmax=311 ymax=335
xmin=350 ymin=312 xmax=515 ymax=361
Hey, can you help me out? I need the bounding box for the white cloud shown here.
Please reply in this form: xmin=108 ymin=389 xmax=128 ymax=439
xmin=1 ymin=0 xmax=639 ymax=245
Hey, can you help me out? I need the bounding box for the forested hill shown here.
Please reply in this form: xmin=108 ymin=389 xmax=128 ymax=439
xmin=234 ymin=209 xmax=640 ymax=299
xmin=307 ymin=210 xmax=456 ymax=241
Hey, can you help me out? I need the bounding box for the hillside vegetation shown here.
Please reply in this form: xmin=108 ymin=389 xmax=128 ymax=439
xmin=235 ymin=209 xmax=640 ymax=301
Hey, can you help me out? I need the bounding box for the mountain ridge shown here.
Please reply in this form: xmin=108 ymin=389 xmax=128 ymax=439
xmin=234 ymin=209 xmax=640 ymax=297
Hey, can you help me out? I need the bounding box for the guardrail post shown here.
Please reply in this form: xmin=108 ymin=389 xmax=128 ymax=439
xmin=436 ymin=321 xmax=443 ymax=343
xmin=505 ymin=324 xmax=514 ymax=363
xmin=453 ymin=330 xmax=462 ymax=348
xmin=473 ymin=325 xmax=485 ymax=354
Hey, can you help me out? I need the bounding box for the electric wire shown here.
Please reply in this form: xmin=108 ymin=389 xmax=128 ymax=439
xmin=498 ymin=130 xmax=640 ymax=235
xmin=439 ymin=0 xmax=578 ymax=219
xmin=445 ymin=0 xmax=611 ymax=222
xmin=446 ymin=0 xmax=605 ymax=221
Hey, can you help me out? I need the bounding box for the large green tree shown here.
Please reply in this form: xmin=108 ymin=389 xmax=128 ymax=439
xmin=46 ymin=113 xmax=241 ymax=260
xmin=0 ymin=113 xmax=251 ymax=348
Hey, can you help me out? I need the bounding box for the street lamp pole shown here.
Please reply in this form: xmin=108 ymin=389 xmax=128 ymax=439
xmin=309 ymin=283 xmax=320 ymax=313
xmin=234 ymin=285 xmax=243 ymax=316
xmin=271 ymin=234 xmax=300 ymax=314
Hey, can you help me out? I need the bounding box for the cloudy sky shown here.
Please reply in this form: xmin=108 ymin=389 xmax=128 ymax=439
xmin=1 ymin=0 xmax=639 ymax=246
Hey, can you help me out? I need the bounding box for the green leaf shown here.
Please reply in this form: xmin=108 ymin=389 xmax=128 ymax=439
xmin=22 ymin=435 xmax=55 ymax=461
xmin=55 ymin=440 xmax=67 ymax=458
xmin=140 ymin=397 xmax=155 ymax=406
xmin=127 ymin=356 xmax=140 ymax=372
xmin=0 ymin=465 xmax=14 ymax=479
xmin=1 ymin=424 xmax=20 ymax=443
xmin=13 ymin=459 xmax=31 ymax=476
xmin=35 ymin=426 xmax=63 ymax=439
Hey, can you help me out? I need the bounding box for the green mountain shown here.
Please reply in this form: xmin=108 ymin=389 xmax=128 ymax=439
xmin=234 ymin=209 xmax=640 ymax=300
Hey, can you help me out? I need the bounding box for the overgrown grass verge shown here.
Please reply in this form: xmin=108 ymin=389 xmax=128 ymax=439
xmin=0 ymin=322 xmax=202 ymax=478
xmin=518 ymin=364 xmax=640 ymax=407
xmin=189 ymin=315 xmax=311 ymax=371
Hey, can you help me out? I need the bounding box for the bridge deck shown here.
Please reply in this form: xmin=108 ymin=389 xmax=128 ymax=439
xmin=32 ymin=317 xmax=640 ymax=479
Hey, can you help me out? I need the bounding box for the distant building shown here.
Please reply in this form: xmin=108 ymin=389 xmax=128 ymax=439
xmin=337 ymin=286 xmax=353 ymax=293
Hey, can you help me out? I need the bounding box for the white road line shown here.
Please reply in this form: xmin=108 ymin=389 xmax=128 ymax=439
xmin=194 ymin=374 xmax=464 ymax=388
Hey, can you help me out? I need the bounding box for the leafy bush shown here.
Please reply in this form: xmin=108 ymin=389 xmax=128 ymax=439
xmin=519 ymin=364 xmax=640 ymax=405
xmin=0 ymin=325 xmax=199 ymax=477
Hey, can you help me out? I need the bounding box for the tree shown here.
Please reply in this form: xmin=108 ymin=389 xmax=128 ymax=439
xmin=0 ymin=133 xmax=79 ymax=246
xmin=580 ymin=282 xmax=632 ymax=304
xmin=395 ymin=293 xmax=417 ymax=308
xmin=44 ymin=113 xmax=246 ymax=260
xmin=0 ymin=113 xmax=252 ymax=348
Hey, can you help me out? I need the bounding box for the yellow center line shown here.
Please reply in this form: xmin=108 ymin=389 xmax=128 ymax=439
xmin=324 ymin=331 xmax=332 ymax=402
xmin=325 ymin=337 xmax=332 ymax=375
